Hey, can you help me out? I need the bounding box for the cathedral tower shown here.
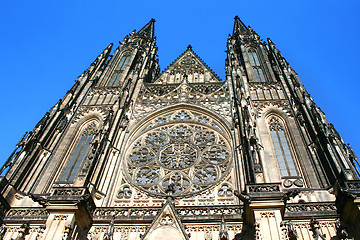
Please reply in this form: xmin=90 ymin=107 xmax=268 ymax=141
xmin=0 ymin=17 xmax=359 ymax=240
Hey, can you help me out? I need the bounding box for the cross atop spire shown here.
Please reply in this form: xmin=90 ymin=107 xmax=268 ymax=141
xmin=138 ymin=18 xmax=155 ymax=39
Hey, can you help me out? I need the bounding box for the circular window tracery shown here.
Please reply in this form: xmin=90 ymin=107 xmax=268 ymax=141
xmin=124 ymin=110 xmax=232 ymax=197
xmin=159 ymin=143 xmax=197 ymax=170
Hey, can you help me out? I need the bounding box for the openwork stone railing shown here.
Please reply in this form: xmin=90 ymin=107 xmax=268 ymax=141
xmin=5 ymin=208 xmax=48 ymax=220
xmin=93 ymin=205 xmax=243 ymax=221
xmin=246 ymin=183 xmax=281 ymax=193
xmin=284 ymin=202 xmax=338 ymax=218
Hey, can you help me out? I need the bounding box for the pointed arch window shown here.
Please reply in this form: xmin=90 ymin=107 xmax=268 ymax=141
xmin=268 ymin=117 xmax=297 ymax=177
xmin=59 ymin=122 xmax=97 ymax=182
xmin=116 ymin=52 xmax=131 ymax=71
xmin=248 ymin=49 xmax=266 ymax=82
xmin=108 ymin=52 xmax=131 ymax=87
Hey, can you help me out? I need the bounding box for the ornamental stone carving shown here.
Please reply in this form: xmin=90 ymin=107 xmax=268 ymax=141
xmin=124 ymin=110 xmax=232 ymax=198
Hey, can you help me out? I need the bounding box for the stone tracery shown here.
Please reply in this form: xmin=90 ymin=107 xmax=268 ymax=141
xmin=124 ymin=109 xmax=232 ymax=197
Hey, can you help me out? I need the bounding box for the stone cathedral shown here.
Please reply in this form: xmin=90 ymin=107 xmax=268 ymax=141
xmin=0 ymin=17 xmax=359 ymax=240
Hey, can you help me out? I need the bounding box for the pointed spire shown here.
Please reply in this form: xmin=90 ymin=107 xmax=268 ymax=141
xmin=90 ymin=42 xmax=113 ymax=71
xmin=102 ymin=43 xmax=113 ymax=57
xmin=138 ymin=18 xmax=155 ymax=38
xmin=93 ymin=43 xmax=113 ymax=68
xmin=233 ymin=16 xmax=248 ymax=35
xmin=83 ymin=42 xmax=113 ymax=85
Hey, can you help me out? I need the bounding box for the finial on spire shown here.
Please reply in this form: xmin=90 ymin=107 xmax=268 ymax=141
xmin=233 ymin=15 xmax=248 ymax=35
xmin=267 ymin=38 xmax=275 ymax=47
xmin=187 ymin=45 xmax=192 ymax=50
xmin=138 ymin=19 xmax=156 ymax=38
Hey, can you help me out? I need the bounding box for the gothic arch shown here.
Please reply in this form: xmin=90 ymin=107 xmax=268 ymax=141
xmin=128 ymin=103 xmax=233 ymax=142
xmin=72 ymin=107 xmax=108 ymax=125
xmin=56 ymin=116 xmax=102 ymax=184
xmin=107 ymin=51 xmax=132 ymax=87
xmin=116 ymin=51 xmax=132 ymax=70
xmin=122 ymin=104 xmax=234 ymax=198
xmin=258 ymin=103 xmax=292 ymax=119
xmin=246 ymin=47 xmax=267 ymax=82
xmin=263 ymin=112 xmax=300 ymax=178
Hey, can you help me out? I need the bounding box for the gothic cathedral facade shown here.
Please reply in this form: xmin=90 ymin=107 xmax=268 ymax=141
xmin=0 ymin=17 xmax=359 ymax=240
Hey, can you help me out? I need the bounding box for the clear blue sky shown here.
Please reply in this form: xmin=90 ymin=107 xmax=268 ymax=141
xmin=1 ymin=1 xmax=359 ymax=167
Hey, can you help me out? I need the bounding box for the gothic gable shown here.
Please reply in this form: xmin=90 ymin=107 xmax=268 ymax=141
xmin=154 ymin=45 xmax=221 ymax=84
xmin=141 ymin=199 xmax=189 ymax=240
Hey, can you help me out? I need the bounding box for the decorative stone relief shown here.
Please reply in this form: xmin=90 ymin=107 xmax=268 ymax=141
xmin=125 ymin=127 xmax=231 ymax=197
xmin=124 ymin=109 xmax=232 ymax=198
xmin=282 ymin=178 xmax=304 ymax=188
xmin=184 ymin=224 xmax=242 ymax=232
xmin=72 ymin=106 xmax=109 ymax=124
xmin=117 ymin=185 xmax=132 ymax=199
xmin=247 ymin=183 xmax=280 ymax=193
xmin=260 ymin=212 xmax=275 ymax=218
xmin=249 ymin=82 xmax=285 ymax=101
xmin=205 ymin=231 xmax=212 ymax=240
xmin=285 ymin=202 xmax=337 ymax=213
xmin=133 ymin=81 xmax=231 ymax=123
xmin=83 ymin=87 xmax=121 ymax=106
xmin=93 ymin=206 xmax=242 ymax=220
xmin=217 ymin=183 xmax=234 ymax=197
xmin=54 ymin=215 xmax=68 ymax=221
xmin=254 ymin=101 xmax=292 ymax=118
xmin=6 ymin=208 xmax=48 ymax=218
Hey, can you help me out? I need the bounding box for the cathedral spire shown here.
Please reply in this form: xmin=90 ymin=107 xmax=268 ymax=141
xmin=102 ymin=43 xmax=113 ymax=58
xmin=138 ymin=18 xmax=155 ymax=38
xmin=233 ymin=15 xmax=248 ymax=35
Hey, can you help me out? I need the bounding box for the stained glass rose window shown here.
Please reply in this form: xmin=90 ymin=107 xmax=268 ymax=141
xmin=124 ymin=110 xmax=232 ymax=197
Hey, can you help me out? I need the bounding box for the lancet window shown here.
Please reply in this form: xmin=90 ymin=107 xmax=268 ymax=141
xmin=268 ymin=117 xmax=297 ymax=177
xmin=248 ymin=49 xmax=266 ymax=82
xmin=59 ymin=122 xmax=97 ymax=182
xmin=108 ymin=52 xmax=131 ymax=87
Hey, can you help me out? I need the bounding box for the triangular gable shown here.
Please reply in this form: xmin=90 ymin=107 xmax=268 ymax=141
xmin=141 ymin=198 xmax=189 ymax=240
xmin=153 ymin=45 xmax=221 ymax=84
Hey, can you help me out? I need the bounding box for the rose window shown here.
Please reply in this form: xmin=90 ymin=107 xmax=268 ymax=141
xmin=160 ymin=143 xmax=197 ymax=170
xmin=124 ymin=111 xmax=232 ymax=197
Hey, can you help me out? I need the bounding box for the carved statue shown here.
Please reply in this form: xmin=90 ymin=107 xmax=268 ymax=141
xmin=0 ymin=225 xmax=7 ymax=239
xmin=287 ymin=221 xmax=297 ymax=240
xmin=310 ymin=218 xmax=326 ymax=240
xmin=16 ymin=223 xmax=29 ymax=240
xmin=346 ymin=144 xmax=358 ymax=166
xmin=61 ymin=225 xmax=72 ymax=240
xmin=56 ymin=116 xmax=68 ymax=132
xmin=254 ymin=222 xmax=262 ymax=240
xmin=165 ymin=183 xmax=176 ymax=195
xmin=35 ymin=225 xmax=45 ymax=240
xmin=336 ymin=218 xmax=349 ymax=239
xmin=103 ymin=218 xmax=114 ymax=240
xmin=219 ymin=217 xmax=229 ymax=240
xmin=234 ymin=190 xmax=250 ymax=203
